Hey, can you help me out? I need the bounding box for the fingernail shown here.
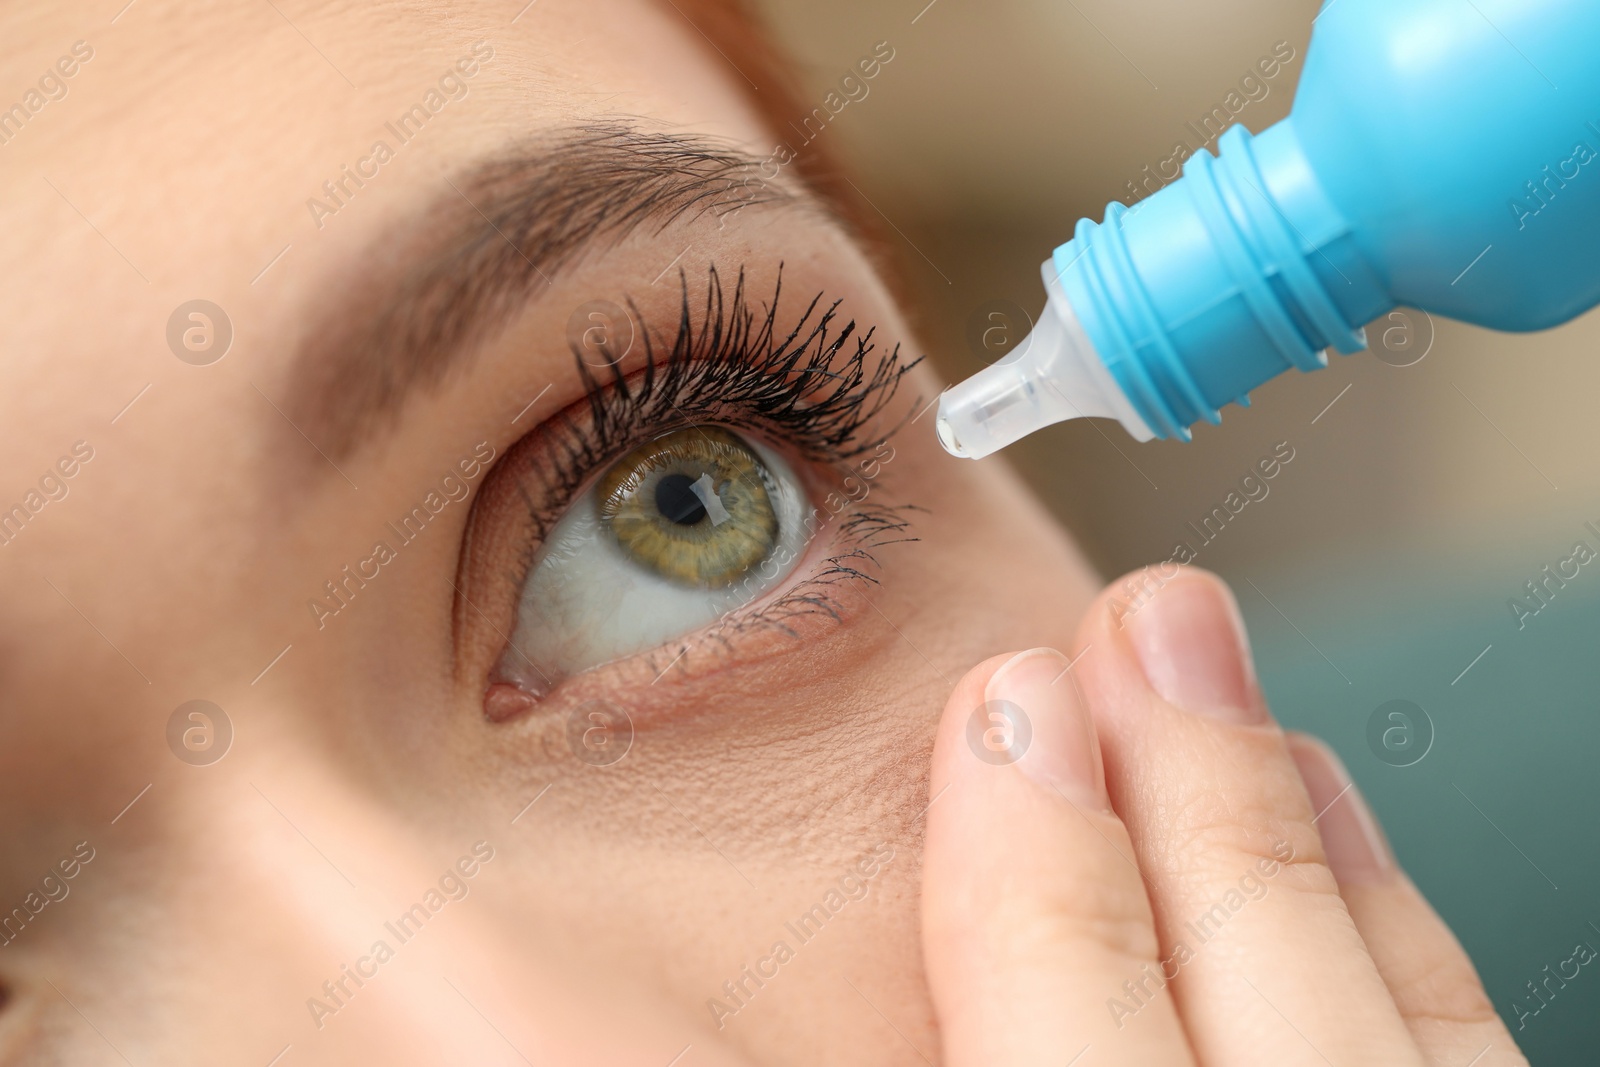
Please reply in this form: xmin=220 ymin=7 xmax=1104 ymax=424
xmin=1123 ymin=572 xmax=1266 ymax=724
xmin=1289 ymin=735 xmax=1396 ymax=886
xmin=985 ymin=648 xmax=1107 ymax=809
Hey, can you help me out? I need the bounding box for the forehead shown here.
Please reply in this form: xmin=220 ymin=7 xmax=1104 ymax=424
xmin=0 ymin=0 xmax=771 ymax=446
xmin=0 ymin=1 xmax=764 ymax=128
xmin=0 ymin=0 xmax=771 ymax=232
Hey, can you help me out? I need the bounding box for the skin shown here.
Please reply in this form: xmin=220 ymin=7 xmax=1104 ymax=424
xmin=0 ymin=2 xmax=1093 ymax=1064
xmin=0 ymin=2 xmax=1525 ymax=1065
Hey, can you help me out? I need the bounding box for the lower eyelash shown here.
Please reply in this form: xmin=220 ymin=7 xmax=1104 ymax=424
xmin=630 ymin=499 xmax=924 ymax=678
xmin=762 ymin=502 xmax=923 ymax=624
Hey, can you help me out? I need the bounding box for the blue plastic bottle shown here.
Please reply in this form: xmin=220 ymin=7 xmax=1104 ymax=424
xmin=937 ymin=0 xmax=1600 ymax=457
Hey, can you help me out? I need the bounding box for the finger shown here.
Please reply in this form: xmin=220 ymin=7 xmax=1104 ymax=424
xmin=1288 ymin=735 xmax=1529 ymax=1067
xmin=1072 ymin=567 xmax=1423 ymax=1067
xmin=922 ymin=648 xmax=1195 ymax=1067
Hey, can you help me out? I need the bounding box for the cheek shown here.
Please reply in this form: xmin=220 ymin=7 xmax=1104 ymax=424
xmin=884 ymin=412 xmax=1097 ymax=658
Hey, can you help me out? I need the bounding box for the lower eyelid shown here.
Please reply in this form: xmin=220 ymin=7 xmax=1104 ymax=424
xmin=482 ymin=493 xmax=920 ymax=724
xmin=464 ymin=443 xmax=915 ymax=721
xmin=492 ymin=430 xmax=831 ymax=691
xmin=629 ymin=466 xmax=918 ymax=666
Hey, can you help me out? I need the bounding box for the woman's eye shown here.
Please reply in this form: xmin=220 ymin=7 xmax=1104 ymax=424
xmin=492 ymin=426 xmax=812 ymax=689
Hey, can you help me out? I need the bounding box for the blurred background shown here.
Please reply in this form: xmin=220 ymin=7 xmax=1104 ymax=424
xmin=752 ymin=0 xmax=1600 ymax=1058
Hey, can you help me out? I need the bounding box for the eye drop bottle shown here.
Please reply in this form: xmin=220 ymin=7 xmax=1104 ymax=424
xmin=937 ymin=0 xmax=1600 ymax=458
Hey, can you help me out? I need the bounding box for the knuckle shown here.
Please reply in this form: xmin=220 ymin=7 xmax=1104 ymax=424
xmin=1389 ymin=941 xmax=1499 ymax=1028
xmin=1403 ymin=985 xmax=1500 ymax=1032
xmin=984 ymin=839 xmax=1160 ymax=971
xmin=1157 ymin=787 xmax=1335 ymax=897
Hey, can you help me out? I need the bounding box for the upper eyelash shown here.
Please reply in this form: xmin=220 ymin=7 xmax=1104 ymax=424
xmin=521 ymin=265 xmax=921 ymax=540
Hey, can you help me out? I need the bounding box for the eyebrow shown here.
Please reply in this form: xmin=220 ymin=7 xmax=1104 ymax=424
xmin=283 ymin=124 xmax=810 ymax=461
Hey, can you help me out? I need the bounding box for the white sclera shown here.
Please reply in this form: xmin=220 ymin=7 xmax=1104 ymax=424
xmin=496 ymin=436 xmax=812 ymax=688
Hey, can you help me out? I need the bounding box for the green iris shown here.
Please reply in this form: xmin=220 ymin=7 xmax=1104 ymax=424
xmin=597 ymin=427 xmax=779 ymax=587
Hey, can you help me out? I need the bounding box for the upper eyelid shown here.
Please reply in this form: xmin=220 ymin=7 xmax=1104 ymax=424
xmin=503 ymin=266 xmax=918 ymax=539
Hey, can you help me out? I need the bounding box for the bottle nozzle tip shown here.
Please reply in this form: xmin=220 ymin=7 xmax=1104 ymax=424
xmin=935 ymin=413 xmax=969 ymax=458
xmin=933 ymin=269 xmax=1156 ymax=458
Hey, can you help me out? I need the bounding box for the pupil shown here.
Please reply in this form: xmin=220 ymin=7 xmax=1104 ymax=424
xmin=655 ymin=472 xmax=708 ymax=526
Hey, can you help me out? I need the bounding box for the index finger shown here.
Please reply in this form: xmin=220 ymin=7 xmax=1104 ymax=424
xmin=921 ymin=648 xmax=1195 ymax=1066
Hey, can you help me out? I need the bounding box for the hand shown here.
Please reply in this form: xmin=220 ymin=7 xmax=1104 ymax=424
xmin=921 ymin=567 xmax=1526 ymax=1066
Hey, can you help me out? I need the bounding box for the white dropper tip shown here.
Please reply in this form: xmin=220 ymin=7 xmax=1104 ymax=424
xmin=934 ymin=410 xmax=968 ymax=457
xmin=935 ymin=262 xmax=1154 ymax=459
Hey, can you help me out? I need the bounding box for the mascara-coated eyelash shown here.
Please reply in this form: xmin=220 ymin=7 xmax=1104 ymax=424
xmin=523 ymin=265 xmax=921 ymax=545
